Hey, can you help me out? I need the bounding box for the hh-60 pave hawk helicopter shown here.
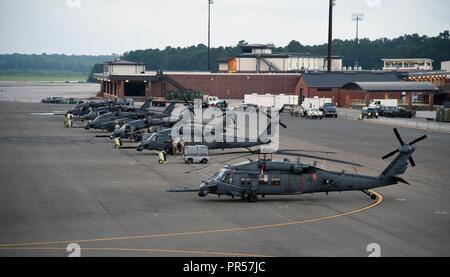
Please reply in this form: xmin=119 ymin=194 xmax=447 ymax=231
xmin=169 ymin=128 xmax=427 ymax=202
xmin=137 ymin=103 xmax=287 ymax=153
xmin=85 ymin=100 xmax=176 ymax=132
xmin=69 ymin=98 xmax=134 ymax=117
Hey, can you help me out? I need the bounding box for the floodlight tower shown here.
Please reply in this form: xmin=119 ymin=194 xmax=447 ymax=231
xmin=208 ymin=0 xmax=214 ymax=72
xmin=327 ymin=0 xmax=336 ymax=72
xmin=352 ymin=13 xmax=364 ymax=69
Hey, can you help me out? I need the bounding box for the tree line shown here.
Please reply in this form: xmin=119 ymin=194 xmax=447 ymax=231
xmin=1 ymin=31 xmax=448 ymax=81
xmin=0 ymin=53 xmax=114 ymax=75
xmin=122 ymin=31 xmax=450 ymax=72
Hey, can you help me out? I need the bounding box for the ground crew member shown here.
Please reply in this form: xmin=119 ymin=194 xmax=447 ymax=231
xmin=158 ymin=150 xmax=167 ymax=164
xmin=113 ymin=125 xmax=123 ymax=149
xmin=64 ymin=113 xmax=69 ymax=128
xmin=113 ymin=124 xmax=121 ymax=138
xmin=358 ymin=113 xmax=363 ymax=121
xmin=114 ymin=136 xmax=123 ymax=148
xmin=179 ymin=139 xmax=186 ymax=155
xmin=172 ymin=140 xmax=179 ymax=155
xmin=65 ymin=112 xmax=73 ymax=128
xmin=177 ymin=141 xmax=182 ymax=155
xmin=68 ymin=113 xmax=73 ymax=128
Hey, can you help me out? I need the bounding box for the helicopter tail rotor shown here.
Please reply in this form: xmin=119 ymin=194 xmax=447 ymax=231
xmin=382 ymin=128 xmax=427 ymax=167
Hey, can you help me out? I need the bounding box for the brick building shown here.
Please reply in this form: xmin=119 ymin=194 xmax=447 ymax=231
xmin=95 ymin=60 xmax=447 ymax=109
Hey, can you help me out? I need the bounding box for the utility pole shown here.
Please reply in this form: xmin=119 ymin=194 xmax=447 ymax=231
xmin=352 ymin=13 xmax=364 ymax=69
xmin=327 ymin=0 xmax=335 ymax=72
xmin=208 ymin=0 xmax=214 ymax=72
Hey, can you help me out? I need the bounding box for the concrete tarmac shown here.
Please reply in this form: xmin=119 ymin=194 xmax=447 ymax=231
xmin=0 ymin=102 xmax=449 ymax=257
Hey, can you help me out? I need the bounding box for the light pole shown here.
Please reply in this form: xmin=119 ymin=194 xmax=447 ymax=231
xmin=352 ymin=13 xmax=364 ymax=69
xmin=327 ymin=0 xmax=336 ymax=72
xmin=208 ymin=0 xmax=214 ymax=72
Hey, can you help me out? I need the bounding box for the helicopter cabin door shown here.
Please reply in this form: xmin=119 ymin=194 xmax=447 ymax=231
xmin=286 ymin=174 xmax=300 ymax=194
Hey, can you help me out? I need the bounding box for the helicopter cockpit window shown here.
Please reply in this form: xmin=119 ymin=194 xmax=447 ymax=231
xmin=156 ymin=135 xmax=167 ymax=143
xmin=222 ymin=173 xmax=232 ymax=184
xmin=271 ymin=177 xmax=281 ymax=186
xmin=148 ymin=134 xmax=157 ymax=142
xmin=259 ymin=175 xmax=269 ymax=186
xmin=214 ymin=170 xmax=232 ymax=184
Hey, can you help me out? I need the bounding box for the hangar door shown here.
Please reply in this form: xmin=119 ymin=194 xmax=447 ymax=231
xmin=124 ymin=81 xmax=146 ymax=97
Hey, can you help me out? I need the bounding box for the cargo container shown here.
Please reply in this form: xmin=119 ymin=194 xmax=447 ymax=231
xmin=244 ymin=93 xmax=298 ymax=111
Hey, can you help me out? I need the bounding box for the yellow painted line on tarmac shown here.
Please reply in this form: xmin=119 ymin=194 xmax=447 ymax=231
xmin=0 ymin=247 xmax=269 ymax=257
xmin=0 ymin=190 xmax=383 ymax=249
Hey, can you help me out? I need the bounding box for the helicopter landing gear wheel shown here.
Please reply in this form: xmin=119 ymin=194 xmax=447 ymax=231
xmin=247 ymin=193 xmax=258 ymax=203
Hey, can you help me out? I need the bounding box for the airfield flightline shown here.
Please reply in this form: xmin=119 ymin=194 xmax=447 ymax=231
xmin=0 ymin=101 xmax=449 ymax=257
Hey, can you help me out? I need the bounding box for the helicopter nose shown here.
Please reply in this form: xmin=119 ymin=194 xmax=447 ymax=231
xmin=198 ymin=182 xmax=209 ymax=197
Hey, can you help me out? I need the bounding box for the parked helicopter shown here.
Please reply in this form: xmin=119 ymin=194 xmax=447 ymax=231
xmin=85 ymin=100 xmax=176 ymax=132
xmin=113 ymin=116 xmax=179 ymax=142
xmin=169 ymin=128 xmax=427 ymax=202
xmin=136 ymin=102 xmax=286 ymax=153
xmin=69 ymin=98 xmax=134 ymax=117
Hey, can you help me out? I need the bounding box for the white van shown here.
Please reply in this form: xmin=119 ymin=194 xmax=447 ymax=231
xmin=184 ymin=145 xmax=209 ymax=164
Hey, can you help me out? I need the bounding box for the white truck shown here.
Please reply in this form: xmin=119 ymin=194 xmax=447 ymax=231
xmin=301 ymin=97 xmax=332 ymax=110
xmin=244 ymin=93 xmax=299 ymax=112
xmin=300 ymin=97 xmax=333 ymax=118
xmin=369 ymin=99 xmax=398 ymax=109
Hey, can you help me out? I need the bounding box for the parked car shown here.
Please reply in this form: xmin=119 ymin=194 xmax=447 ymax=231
xmin=383 ymin=107 xmax=415 ymax=118
xmin=213 ymin=101 xmax=229 ymax=112
xmin=320 ymin=102 xmax=338 ymax=118
xmin=233 ymin=103 xmax=260 ymax=113
xmin=362 ymin=107 xmax=379 ymax=119
xmin=375 ymin=105 xmax=386 ymax=116
xmin=41 ymin=97 xmax=64 ymax=104
xmin=306 ymin=108 xmax=324 ymax=119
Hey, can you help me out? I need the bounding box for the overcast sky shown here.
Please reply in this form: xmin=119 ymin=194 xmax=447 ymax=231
xmin=0 ymin=0 xmax=449 ymax=55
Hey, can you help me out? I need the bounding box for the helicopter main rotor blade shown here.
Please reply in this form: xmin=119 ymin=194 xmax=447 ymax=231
xmin=278 ymin=149 xmax=337 ymax=155
xmin=277 ymin=150 xmax=362 ymax=167
xmin=393 ymin=128 xmax=405 ymax=145
xmin=409 ymin=157 xmax=416 ymax=167
xmin=382 ymin=149 xmax=399 ymax=160
xmin=409 ymin=135 xmax=427 ymax=146
xmin=264 ymin=111 xmax=287 ymax=129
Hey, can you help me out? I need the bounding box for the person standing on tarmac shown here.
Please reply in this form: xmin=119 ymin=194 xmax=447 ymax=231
xmin=158 ymin=150 xmax=167 ymax=164
xmin=172 ymin=140 xmax=179 ymax=155
xmin=179 ymin=139 xmax=186 ymax=156
xmin=65 ymin=112 xmax=73 ymax=128
xmin=68 ymin=113 xmax=73 ymax=128
xmin=64 ymin=113 xmax=69 ymax=128
xmin=113 ymin=123 xmax=123 ymax=149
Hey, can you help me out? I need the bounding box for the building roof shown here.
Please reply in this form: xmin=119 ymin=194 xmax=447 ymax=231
xmin=302 ymin=72 xmax=400 ymax=88
xmin=382 ymin=58 xmax=434 ymax=62
xmin=343 ymin=81 xmax=440 ymax=92
xmin=106 ymin=60 xmax=146 ymax=65
xmin=239 ymin=44 xmax=275 ymax=49
xmin=237 ymin=53 xmax=342 ymax=59
xmin=398 ymin=70 xmax=448 ymax=79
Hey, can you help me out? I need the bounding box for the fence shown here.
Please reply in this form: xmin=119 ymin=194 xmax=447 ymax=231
xmin=337 ymin=109 xmax=450 ymax=133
